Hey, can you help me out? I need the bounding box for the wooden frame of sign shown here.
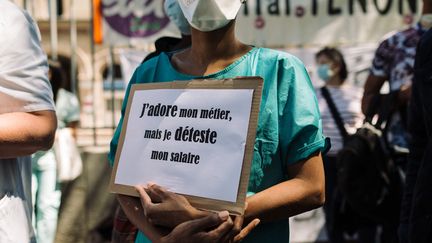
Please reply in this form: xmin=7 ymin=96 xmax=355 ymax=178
xmin=110 ymin=77 xmax=263 ymax=215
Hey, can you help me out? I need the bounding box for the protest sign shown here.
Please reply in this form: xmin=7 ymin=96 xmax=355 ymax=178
xmin=110 ymin=78 xmax=263 ymax=215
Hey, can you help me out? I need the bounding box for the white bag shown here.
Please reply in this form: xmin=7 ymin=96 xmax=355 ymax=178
xmin=53 ymin=128 xmax=83 ymax=182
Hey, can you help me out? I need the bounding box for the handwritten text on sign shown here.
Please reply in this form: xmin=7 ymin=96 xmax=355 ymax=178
xmin=115 ymin=89 xmax=254 ymax=202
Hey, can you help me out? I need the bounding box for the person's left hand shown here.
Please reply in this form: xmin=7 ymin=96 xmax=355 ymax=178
xmin=156 ymin=204 xmax=260 ymax=243
xmin=220 ymin=203 xmax=261 ymax=243
xmin=135 ymin=184 xmax=208 ymax=228
xmin=135 ymin=184 xmax=260 ymax=242
xmin=160 ymin=211 xmax=234 ymax=243
xmin=233 ymin=218 xmax=260 ymax=242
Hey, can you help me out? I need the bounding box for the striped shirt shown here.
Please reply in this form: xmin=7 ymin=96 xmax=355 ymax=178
xmin=316 ymin=85 xmax=364 ymax=156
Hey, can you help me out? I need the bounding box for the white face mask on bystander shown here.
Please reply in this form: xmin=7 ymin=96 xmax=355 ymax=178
xmin=178 ymin=0 xmax=245 ymax=32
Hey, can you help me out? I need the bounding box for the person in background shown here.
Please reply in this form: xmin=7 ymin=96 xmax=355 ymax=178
xmin=315 ymin=47 xmax=364 ymax=243
xmin=314 ymin=47 xmax=364 ymax=243
xmin=316 ymin=47 xmax=364 ymax=156
xmin=0 ymin=1 xmax=57 ymax=242
xmin=109 ymin=0 xmax=329 ymax=242
xmin=142 ymin=0 xmax=192 ymax=63
xmin=362 ymin=0 xmax=432 ymax=150
xmin=399 ymin=28 xmax=432 ymax=243
xmin=31 ymin=60 xmax=80 ymax=243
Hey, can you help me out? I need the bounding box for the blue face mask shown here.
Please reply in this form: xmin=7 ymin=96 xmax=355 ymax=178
xmin=317 ymin=64 xmax=333 ymax=82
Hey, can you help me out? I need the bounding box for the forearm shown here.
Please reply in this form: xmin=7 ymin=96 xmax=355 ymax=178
xmin=245 ymin=177 xmax=324 ymax=223
xmin=398 ymin=85 xmax=412 ymax=105
xmin=245 ymin=153 xmax=325 ymax=223
xmin=0 ymin=110 xmax=56 ymax=158
xmin=66 ymin=121 xmax=80 ymax=140
xmin=361 ymin=93 xmax=374 ymax=114
xmin=362 ymin=75 xmax=387 ymax=114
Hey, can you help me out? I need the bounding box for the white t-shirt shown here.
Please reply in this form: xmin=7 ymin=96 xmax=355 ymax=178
xmin=316 ymin=85 xmax=364 ymax=156
xmin=0 ymin=1 xmax=55 ymax=242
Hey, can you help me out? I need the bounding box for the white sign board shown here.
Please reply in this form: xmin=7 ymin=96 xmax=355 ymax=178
xmin=115 ymin=89 xmax=253 ymax=202
xmin=110 ymin=79 xmax=263 ymax=214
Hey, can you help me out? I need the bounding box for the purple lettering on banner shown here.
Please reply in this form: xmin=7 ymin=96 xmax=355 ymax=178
xmin=102 ymin=0 xmax=170 ymax=38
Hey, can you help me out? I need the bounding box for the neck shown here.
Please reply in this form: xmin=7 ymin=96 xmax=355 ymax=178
xmin=189 ymin=21 xmax=244 ymax=64
xmin=175 ymin=35 xmax=192 ymax=50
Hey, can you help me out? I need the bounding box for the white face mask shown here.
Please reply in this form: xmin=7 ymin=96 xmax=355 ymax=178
xmin=420 ymin=14 xmax=432 ymax=30
xmin=178 ymin=0 xmax=244 ymax=32
xmin=165 ymin=0 xmax=191 ymax=35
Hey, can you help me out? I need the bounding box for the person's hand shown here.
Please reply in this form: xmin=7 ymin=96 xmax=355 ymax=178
xmin=135 ymin=184 xmax=260 ymax=242
xmin=160 ymin=211 xmax=234 ymax=243
xmin=135 ymin=184 xmax=206 ymax=228
xmin=232 ymin=217 xmax=260 ymax=242
xmin=116 ymin=194 xmax=170 ymax=242
xmin=221 ymin=203 xmax=260 ymax=243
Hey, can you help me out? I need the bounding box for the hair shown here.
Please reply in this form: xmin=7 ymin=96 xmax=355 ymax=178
xmin=315 ymin=47 xmax=348 ymax=82
xmin=47 ymin=59 xmax=66 ymax=102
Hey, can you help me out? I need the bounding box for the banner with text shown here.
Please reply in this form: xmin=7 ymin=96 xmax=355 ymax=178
xmin=237 ymin=0 xmax=420 ymax=46
xmin=101 ymin=0 xmax=180 ymax=45
xmin=101 ymin=0 xmax=421 ymax=46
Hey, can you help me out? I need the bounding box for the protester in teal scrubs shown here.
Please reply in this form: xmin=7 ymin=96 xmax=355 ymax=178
xmin=109 ymin=0 xmax=329 ymax=242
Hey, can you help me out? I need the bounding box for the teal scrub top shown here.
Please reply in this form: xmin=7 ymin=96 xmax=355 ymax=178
xmin=109 ymin=47 xmax=329 ymax=243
